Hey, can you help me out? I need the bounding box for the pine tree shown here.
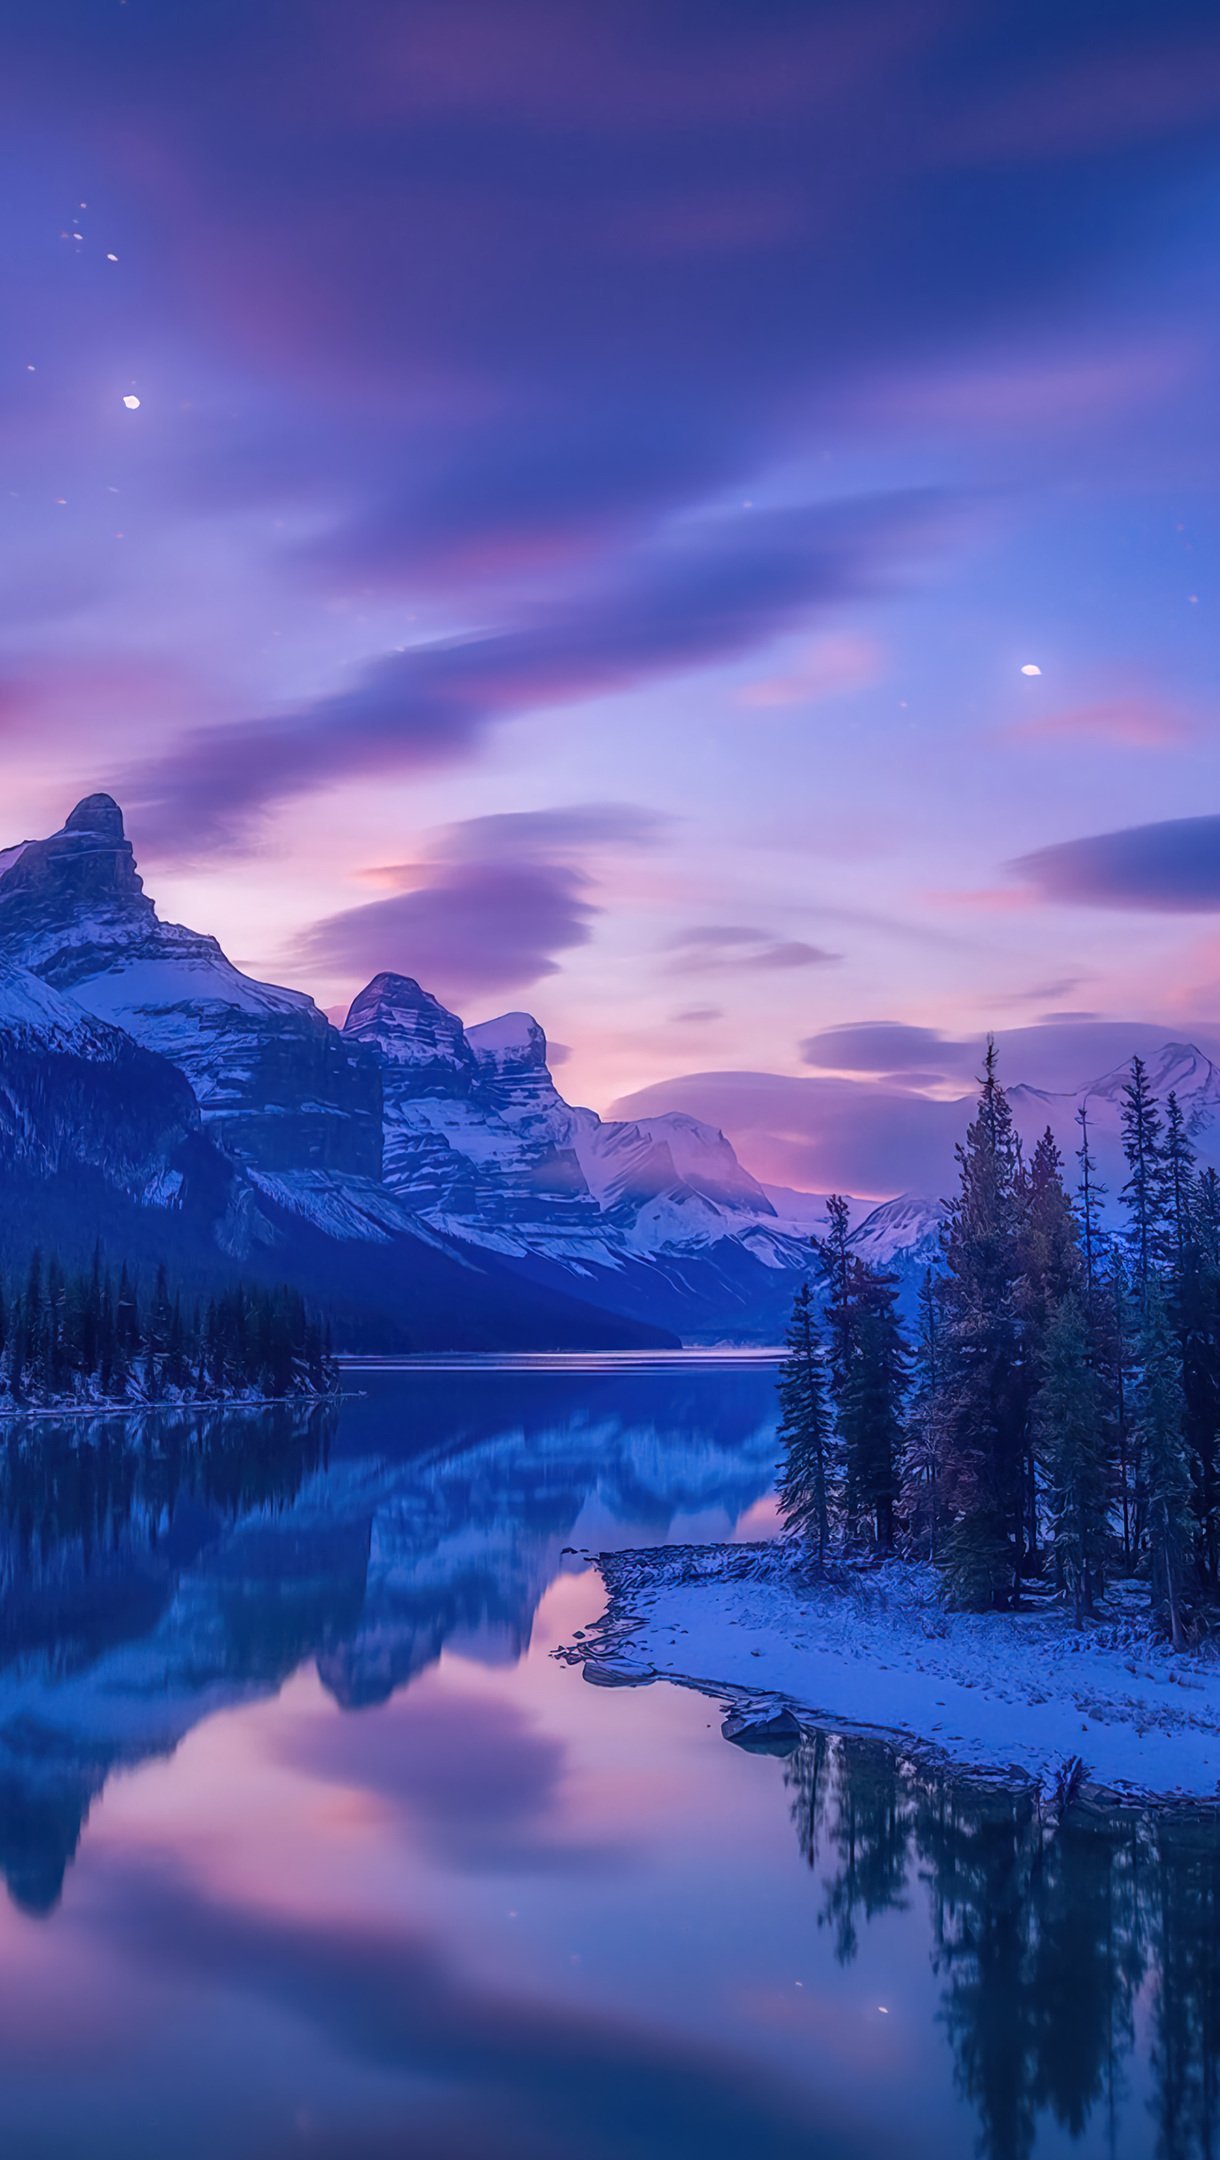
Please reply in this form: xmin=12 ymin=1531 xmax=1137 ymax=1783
xmin=776 ymin=1282 xmax=836 ymax=1569
xmin=936 ymin=1041 xmax=1028 ymax=1609
xmin=1162 ymin=1093 xmax=1194 ymax=1270
xmin=1121 ymin=1056 xmax=1166 ymax=1306
xmin=1036 ymin=1292 xmax=1108 ymax=1622
xmin=839 ymin=1274 xmax=906 ymax=1553
xmin=1137 ymin=1281 xmax=1193 ymax=1650
xmin=1016 ymin=1127 xmax=1083 ymax=1573
xmin=1075 ymin=1105 xmax=1106 ymax=1298
xmin=0 ymin=1249 xmax=338 ymax=1412
xmin=1172 ymin=1161 xmax=1220 ymax=1594
xmin=1098 ymin=1246 xmax=1139 ymax=1571
xmin=812 ymin=1193 xmax=857 ymax=1393
xmin=901 ymin=1269 xmax=945 ymax=1560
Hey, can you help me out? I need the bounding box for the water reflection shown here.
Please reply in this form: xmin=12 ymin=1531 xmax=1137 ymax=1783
xmin=0 ymin=1363 xmax=779 ymax=1912
xmin=786 ymin=1731 xmax=1220 ymax=2160
xmin=4 ymin=1364 xmax=1220 ymax=2160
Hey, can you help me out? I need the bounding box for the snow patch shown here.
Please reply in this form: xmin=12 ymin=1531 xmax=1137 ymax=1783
xmin=574 ymin=1547 xmax=1220 ymax=1802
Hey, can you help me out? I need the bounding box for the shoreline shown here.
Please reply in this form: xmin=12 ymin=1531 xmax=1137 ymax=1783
xmin=563 ymin=1542 xmax=1220 ymax=1813
xmin=0 ymin=1389 xmax=344 ymax=1424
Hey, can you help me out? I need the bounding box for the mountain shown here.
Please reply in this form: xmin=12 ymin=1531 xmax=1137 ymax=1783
xmin=341 ymin=971 xmax=812 ymax=1338
xmin=0 ymin=801 xmax=674 ymax=1350
xmin=1006 ymin=1040 xmax=1220 ymax=1209
xmin=0 ymin=956 xmax=199 ymax=1190
xmin=0 ymin=794 xmax=384 ymax=1200
xmin=9 ymin=793 xmax=1219 ymax=1344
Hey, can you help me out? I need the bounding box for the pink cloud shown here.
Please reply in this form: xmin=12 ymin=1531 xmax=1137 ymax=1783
xmin=1006 ymin=696 xmax=1194 ymax=751
xmin=863 ymin=339 xmax=1196 ymax=434
xmin=923 ymin=885 xmax=1034 ymax=914
xmin=739 ymin=632 xmax=884 ymax=709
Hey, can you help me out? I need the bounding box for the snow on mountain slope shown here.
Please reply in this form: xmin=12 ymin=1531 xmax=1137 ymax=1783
xmin=1084 ymin=1042 xmax=1220 ymax=1134
xmin=343 ymin=974 xmax=806 ymax=1298
xmin=0 ymin=955 xmax=211 ymax=1204
xmin=16 ymin=798 xmax=1220 ymax=1340
xmin=849 ymin=1194 xmax=945 ymax=1287
xmin=0 ymin=957 xmax=122 ymax=1058
xmin=0 ymin=795 xmax=382 ymax=1187
xmin=1005 ymin=1040 xmax=1220 ymax=1215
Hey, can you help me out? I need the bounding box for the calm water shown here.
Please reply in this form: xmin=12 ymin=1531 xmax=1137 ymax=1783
xmin=0 ymin=1357 xmax=1217 ymax=2160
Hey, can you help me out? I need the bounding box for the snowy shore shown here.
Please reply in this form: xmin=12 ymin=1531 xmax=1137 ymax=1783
xmin=568 ymin=1544 xmax=1220 ymax=1806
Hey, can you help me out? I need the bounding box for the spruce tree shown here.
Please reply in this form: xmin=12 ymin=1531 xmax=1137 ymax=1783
xmin=776 ymin=1282 xmax=836 ymax=1570
xmin=812 ymin=1193 xmax=857 ymax=1393
xmin=1016 ymin=1127 xmax=1083 ymax=1572
xmin=1036 ymin=1292 xmax=1108 ymax=1623
xmin=937 ymin=1041 xmax=1028 ymax=1609
xmin=1098 ymin=1246 xmax=1138 ymax=1571
xmin=1137 ymin=1280 xmax=1193 ymax=1650
xmin=1121 ymin=1056 xmax=1166 ymax=1306
xmin=1075 ymin=1105 xmax=1106 ymax=1298
xmin=901 ymin=1268 xmax=945 ymax=1560
xmin=839 ymin=1275 xmax=906 ymax=1553
xmin=1162 ymin=1093 xmax=1194 ymax=1269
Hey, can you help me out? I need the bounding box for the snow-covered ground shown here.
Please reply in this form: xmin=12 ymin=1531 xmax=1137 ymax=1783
xmin=571 ymin=1545 xmax=1220 ymax=1804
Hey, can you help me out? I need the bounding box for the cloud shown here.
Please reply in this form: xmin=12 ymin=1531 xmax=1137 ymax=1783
xmin=1012 ymin=814 xmax=1220 ymax=912
xmin=1006 ymin=696 xmax=1193 ymax=751
xmin=800 ymin=1021 xmax=976 ymax=1077
xmin=612 ymin=1069 xmax=967 ymax=1197
xmin=127 ymin=492 xmax=944 ymax=850
xmin=308 ymin=410 xmax=728 ymax=590
xmin=670 ymin=924 xmax=840 ymax=973
xmin=297 ymin=800 xmax=664 ymax=1001
xmin=738 ymin=632 xmax=884 ymax=709
xmin=949 ymin=36 xmax=1220 ymax=164
xmin=428 ymin=803 xmax=669 ymax=858
xmin=617 ymin=1017 xmax=1220 ymax=1195
xmin=301 ymin=860 xmax=593 ymax=1001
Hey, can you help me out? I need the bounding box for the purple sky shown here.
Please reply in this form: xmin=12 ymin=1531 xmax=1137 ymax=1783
xmin=3 ymin=1 xmax=1220 ymax=1193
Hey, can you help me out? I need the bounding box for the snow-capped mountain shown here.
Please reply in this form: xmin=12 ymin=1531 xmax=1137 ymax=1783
xmin=1007 ymin=1040 xmax=1220 ymax=1208
xmin=849 ymin=1193 xmax=945 ymax=1271
xmin=341 ymin=971 xmax=815 ymax=1335
xmin=0 ymin=800 xmax=677 ymax=1349
xmin=0 ymin=795 xmax=384 ymax=1199
xmin=0 ymin=954 xmax=213 ymax=1207
xmin=8 ymin=793 xmax=1220 ymax=1343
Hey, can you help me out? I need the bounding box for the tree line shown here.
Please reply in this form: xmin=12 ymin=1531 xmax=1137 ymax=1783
xmin=0 ymin=1247 xmax=338 ymax=1409
xmin=778 ymin=1044 xmax=1220 ymax=1638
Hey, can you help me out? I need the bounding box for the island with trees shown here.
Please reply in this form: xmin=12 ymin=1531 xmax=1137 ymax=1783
xmin=572 ymin=1045 xmax=1220 ymax=1804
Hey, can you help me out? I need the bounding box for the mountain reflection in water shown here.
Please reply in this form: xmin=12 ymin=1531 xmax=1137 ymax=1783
xmin=0 ymin=1359 xmax=1215 ymax=2160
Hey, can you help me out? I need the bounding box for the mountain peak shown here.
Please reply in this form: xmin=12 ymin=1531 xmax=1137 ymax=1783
xmin=344 ymin=970 xmax=476 ymax=1084
xmin=62 ymin=793 xmax=127 ymax=842
xmin=468 ymin=1012 xmax=548 ymax=1072
xmin=346 ymin=971 xmax=449 ymax=1026
xmin=0 ymin=791 xmax=149 ymax=965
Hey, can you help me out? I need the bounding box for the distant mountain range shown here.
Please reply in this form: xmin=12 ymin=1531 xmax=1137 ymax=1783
xmin=0 ymin=794 xmax=1215 ymax=1345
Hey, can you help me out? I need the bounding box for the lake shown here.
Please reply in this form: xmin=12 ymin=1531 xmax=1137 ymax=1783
xmin=0 ymin=1354 xmax=1215 ymax=2160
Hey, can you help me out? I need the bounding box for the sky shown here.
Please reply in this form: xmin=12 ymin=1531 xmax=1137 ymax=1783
xmin=2 ymin=0 xmax=1220 ymax=1196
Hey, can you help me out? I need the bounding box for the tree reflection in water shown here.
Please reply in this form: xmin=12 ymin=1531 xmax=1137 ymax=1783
xmin=785 ymin=1730 xmax=1220 ymax=2160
